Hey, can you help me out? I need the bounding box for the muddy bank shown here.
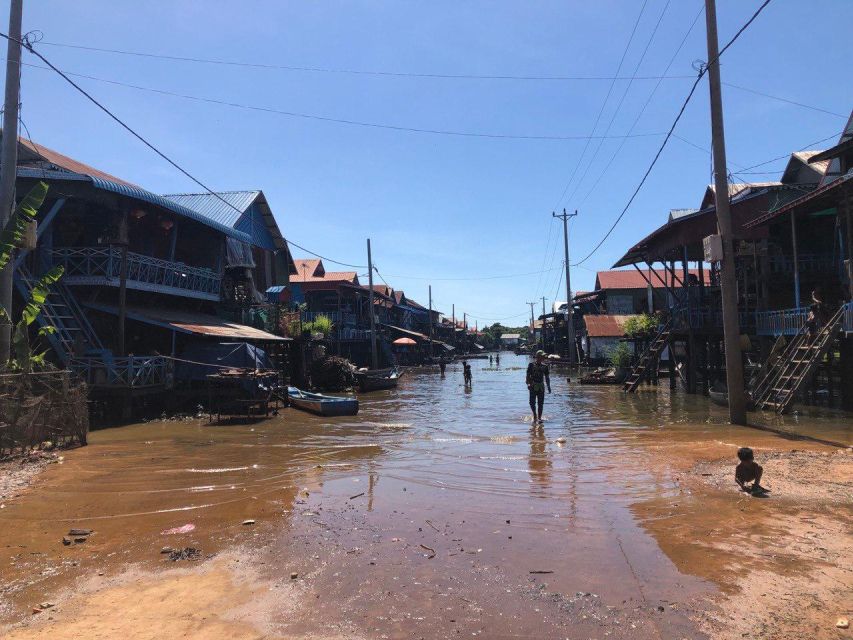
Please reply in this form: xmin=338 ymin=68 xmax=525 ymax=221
xmin=634 ymin=437 xmax=852 ymax=640
xmin=0 ymin=451 xmax=65 ymax=504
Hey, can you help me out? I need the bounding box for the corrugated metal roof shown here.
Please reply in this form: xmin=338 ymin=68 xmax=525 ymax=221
xmin=584 ymin=314 xmax=637 ymax=338
xmin=86 ymin=303 xmax=289 ymax=341
xmin=668 ymin=208 xmax=698 ymax=222
xmin=162 ymin=191 xmax=260 ymax=228
xmin=595 ymin=268 xmax=709 ymax=290
xmin=90 ymin=178 xmax=251 ymax=242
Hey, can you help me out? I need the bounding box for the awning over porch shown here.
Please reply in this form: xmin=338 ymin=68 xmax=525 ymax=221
xmin=85 ymin=303 xmax=290 ymax=341
xmin=381 ymin=323 xmax=454 ymax=350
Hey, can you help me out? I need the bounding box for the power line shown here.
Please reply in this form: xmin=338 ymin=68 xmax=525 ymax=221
xmin=722 ymin=81 xmax=848 ymax=119
xmin=567 ymin=0 xmax=670 ymax=205
xmin=38 ymin=40 xmax=695 ymax=82
xmin=5 ymin=33 xmax=367 ymax=270
xmin=579 ymin=2 xmax=704 ymax=206
xmin=381 ymin=264 xmax=563 ymax=282
xmin=18 ymin=60 xmax=670 ymax=142
xmin=554 ymin=0 xmax=650 ymax=210
xmin=572 ymin=0 xmax=775 ymax=267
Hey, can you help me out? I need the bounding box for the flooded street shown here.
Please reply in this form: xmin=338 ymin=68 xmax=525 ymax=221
xmin=2 ymin=354 xmax=851 ymax=639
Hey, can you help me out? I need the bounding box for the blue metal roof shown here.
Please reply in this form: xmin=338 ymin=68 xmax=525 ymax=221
xmin=92 ymin=179 xmax=252 ymax=242
xmin=16 ymin=168 xmax=251 ymax=242
xmin=162 ymin=191 xmax=260 ymax=228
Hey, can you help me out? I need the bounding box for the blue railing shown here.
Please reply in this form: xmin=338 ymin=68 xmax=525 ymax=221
xmin=767 ymin=253 xmax=840 ymax=275
xmin=843 ymin=302 xmax=853 ymax=335
xmin=47 ymin=247 xmax=221 ymax=301
xmin=755 ymin=308 xmax=808 ymax=336
xmin=70 ymin=355 xmax=171 ymax=389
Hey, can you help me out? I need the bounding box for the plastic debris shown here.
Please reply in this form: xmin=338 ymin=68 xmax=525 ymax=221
xmin=161 ymin=524 xmax=196 ymax=535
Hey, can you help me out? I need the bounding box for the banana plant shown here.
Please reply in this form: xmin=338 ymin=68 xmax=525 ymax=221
xmin=0 ymin=180 xmax=65 ymax=371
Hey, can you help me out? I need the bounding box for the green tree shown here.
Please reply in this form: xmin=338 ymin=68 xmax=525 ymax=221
xmin=0 ymin=181 xmax=64 ymax=371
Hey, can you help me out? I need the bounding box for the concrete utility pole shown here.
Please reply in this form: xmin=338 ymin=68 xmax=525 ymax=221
xmin=705 ymin=0 xmax=747 ymax=424
xmin=367 ymin=239 xmax=378 ymax=369
xmin=428 ymin=285 xmax=434 ymax=359
xmin=0 ymin=0 xmax=23 ymax=362
xmin=553 ymin=208 xmax=577 ymax=364
xmin=540 ymin=297 xmax=548 ymax=351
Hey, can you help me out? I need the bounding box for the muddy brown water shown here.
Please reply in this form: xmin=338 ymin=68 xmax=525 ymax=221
xmin=1 ymin=353 xmax=850 ymax=638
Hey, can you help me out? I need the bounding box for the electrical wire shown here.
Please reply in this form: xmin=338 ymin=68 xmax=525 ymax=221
xmin=553 ymin=0 xmax=650 ymax=210
xmin=567 ymin=0 xmax=670 ymax=206
xmin=2 ymin=32 xmax=370 ymax=270
xmin=572 ymin=0 xmax=775 ymax=267
xmin=38 ymin=40 xmax=695 ymax=82
xmin=18 ymin=60 xmax=669 ymax=142
xmin=579 ymin=2 xmax=704 ymax=206
xmin=379 ymin=264 xmax=562 ymax=282
xmin=722 ymin=81 xmax=848 ymax=119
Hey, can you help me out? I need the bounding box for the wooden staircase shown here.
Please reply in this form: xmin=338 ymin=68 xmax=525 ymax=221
xmin=623 ymin=319 xmax=672 ymax=392
xmin=749 ymin=306 xmax=844 ymax=413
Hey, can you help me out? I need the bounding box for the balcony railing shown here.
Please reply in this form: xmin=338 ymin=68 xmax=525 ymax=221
xmin=672 ymin=306 xmax=754 ymax=331
xmin=767 ymin=253 xmax=839 ymax=275
xmin=843 ymin=302 xmax=853 ymax=335
xmin=755 ymin=308 xmax=807 ymax=336
xmin=70 ymin=355 xmax=171 ymax=390
xmin=46 ymin=247 xmax=221 ymax=301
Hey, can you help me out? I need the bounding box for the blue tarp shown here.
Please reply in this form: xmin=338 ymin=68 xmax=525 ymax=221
xmin=175 ymin=342 xmax=272 ymax=384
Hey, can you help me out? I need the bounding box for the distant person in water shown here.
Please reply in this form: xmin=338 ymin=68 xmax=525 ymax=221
xmin=735 ymin=447 xmax=766 ymax=495
xmin=439 ymin=357 xmax=447 ymax=376
xmin=463 ymin=360 xmax=472 ymax=386
xmin=526 ymin=350 xmax=551 ymax=423
xmin=489 ymin=354 xmax=493 ymax=364
xmin=495 ymin=352 xmax=500 ymax=366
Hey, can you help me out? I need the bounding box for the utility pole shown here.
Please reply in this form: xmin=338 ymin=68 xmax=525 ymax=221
xmin=540 ymin=297 xmax=548 ymax=351
xmin=0 ymin=0 xmax=23 ymax=362
xmin=526 ymin=301 xmax=536 ymax=351
xmin=705 ymin=0 xmax=746 ymax=425
xmin=452 ymin=303 xmax=456 ymax=348
xmin=366 ymin=239 xmax=378 ymax=369
xmin=553 ymin=208 xmax=577 ymax=364
xmin=428 ymin=285 xmax=434 ymax=360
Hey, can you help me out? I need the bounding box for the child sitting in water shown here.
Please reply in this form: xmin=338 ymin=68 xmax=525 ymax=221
xmin=735 ymin=447 xmax=766 ymax=495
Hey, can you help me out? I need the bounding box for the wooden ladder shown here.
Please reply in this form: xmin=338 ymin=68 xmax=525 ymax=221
xmin=749 ymin=307 xmax=843 ymax=413
xmin=623 ymin=318 xmax=672 ymax=393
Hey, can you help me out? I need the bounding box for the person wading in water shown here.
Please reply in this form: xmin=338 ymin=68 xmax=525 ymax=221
xmin=526 ymin=350 xmax=551 ymax=424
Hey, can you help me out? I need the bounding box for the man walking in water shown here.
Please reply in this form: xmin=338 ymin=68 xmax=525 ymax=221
xmin=526 ymin=350 xmax=551 ymax=423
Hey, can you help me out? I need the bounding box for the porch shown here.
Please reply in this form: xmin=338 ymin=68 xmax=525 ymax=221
xmin=46 ymin=246 xmax=222 ymax=301
xmin=70 ymin=355 xmax=171 ymax=392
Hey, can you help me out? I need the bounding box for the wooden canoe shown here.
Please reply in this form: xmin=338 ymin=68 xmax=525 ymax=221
xmin=287 ymin=387 xmax=359 ymax=416
xmin=356 ymin=367 xmax=403 ymax=392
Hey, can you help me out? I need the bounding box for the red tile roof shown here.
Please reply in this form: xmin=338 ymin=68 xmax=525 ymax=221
xmin=291 ymin=258 xmax=357 ymax=284
xmin=584 ymin=314 xmax=637 ymax=338
xmin=595 ymin=268 xmax=709 ymax=290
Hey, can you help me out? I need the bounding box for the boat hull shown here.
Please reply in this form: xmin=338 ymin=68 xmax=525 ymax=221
xmin=287 ymin=387 xmax=359 ymax=416
xmin=356 ymin=368 xmax=403 ymax=393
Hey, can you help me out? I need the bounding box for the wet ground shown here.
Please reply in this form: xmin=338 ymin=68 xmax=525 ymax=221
xmin=1 ymin=353 xmax=851 ymax=639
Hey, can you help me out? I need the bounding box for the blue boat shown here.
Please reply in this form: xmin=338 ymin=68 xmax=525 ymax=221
xmin=287 ymin=387 xmax=359 ymax=417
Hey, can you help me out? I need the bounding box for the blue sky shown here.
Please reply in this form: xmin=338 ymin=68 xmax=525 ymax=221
xmin=11 ymin=0 xmax=852 ymax=326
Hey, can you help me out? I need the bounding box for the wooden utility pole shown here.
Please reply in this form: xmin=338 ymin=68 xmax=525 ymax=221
xmin=0 ymin=0 xmax=23 ymax=362
xmin=367 ymin=239 xmax=378 ymax=369
xmin=540 ymin=297 xmax=547 ymax=351
xmin=705 ymin=0 xmax=747 ymax=424
xmin=452 ymin=303 xmax=456 ymax=348
xmin=527 ymin=302 xmax=536 ymax=346
xmin=553 ymin=208 xmax=577 ymax=363
xmin=428 ymin=284 xmax=434 ymax=359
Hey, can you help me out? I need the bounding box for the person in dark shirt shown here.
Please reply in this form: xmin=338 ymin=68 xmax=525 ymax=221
xmin=735 ymin=447 xmax=766 ymax=495
xmin=463 ymin=360 xmax=472 ymax=387
xmin=526 ymin=350 xmax=551 ymax=424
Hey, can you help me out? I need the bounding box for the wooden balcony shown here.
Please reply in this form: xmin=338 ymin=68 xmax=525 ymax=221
xmin=755 ymin=308 xmax=808 ymax=336
xmin=46 ymin=247 xmax=221 ymax=301
xmin=70 ymin=355 xmax=171 ymax=391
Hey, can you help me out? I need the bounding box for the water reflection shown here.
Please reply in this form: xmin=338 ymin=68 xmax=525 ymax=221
xmin=528 ymin=423 xmax=552 ymax=495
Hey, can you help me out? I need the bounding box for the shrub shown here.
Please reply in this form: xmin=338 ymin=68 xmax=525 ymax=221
xmin=608 ymin=342 xmax=632 ymax=369
xmin=623 ymin=313 xmax=658 ymax=338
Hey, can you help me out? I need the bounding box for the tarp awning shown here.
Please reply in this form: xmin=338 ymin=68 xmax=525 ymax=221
xmin=85 ymin=303 xmax=290 ymax=341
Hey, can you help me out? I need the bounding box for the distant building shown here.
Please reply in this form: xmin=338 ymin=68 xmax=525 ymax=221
xmin=500 ymin=333 xmax=521 ymax=347
xmin=582 ymin=315 xmax=637 ymax=363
